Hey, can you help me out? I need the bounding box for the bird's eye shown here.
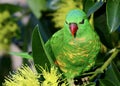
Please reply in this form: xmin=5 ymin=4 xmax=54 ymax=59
xmin=65 ymin=21 xmax=68 ymax=24
xmin=79 ymin=19 xmax=84 ymax=24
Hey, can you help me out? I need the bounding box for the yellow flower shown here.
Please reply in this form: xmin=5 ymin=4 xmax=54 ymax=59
xmin=39 ymin=65 xmax=65 ymax=86
xmin=3 ymin=65 xmax=67 ymax=86
xmin=3 ymin=65 xmax=40 ymax=86
xmin=0 ymin=10 xmax=19 ymax=52
xmin=52 ymin=0 xmax=83 ymax=28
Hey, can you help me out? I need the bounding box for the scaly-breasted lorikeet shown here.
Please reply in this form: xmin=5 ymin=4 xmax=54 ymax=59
xmin=45 ymin=9 xmax=101 ymax=79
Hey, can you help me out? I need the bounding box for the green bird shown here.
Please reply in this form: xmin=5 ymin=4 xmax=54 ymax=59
xmin=45 ymin=9 xmax=101 ymax=79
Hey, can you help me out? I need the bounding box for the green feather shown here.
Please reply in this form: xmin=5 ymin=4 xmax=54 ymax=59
xmin=45 ymin=9 xmax=100 ymax=79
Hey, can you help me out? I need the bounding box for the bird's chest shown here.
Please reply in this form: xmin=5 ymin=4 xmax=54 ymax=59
xmin=55 ymin=37 xmax=94 ymax=65
xmin=63 ymin=37 xmax=90 ymax=59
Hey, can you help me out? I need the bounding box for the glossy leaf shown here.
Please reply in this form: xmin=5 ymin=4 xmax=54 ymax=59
xmin=106 ymin=0 xmax=120 ymax=32
xmin=47 ymin=0 xmax=60 ymax=10
xmin=9 ymin=52 xmax=32 ymax=59
xmin=105 ymin=62 xmax=120 ymax=84
xmin=99 ymin=62 xmax=120 ymax=86
xmin=32 ymin=25 xmax=54 ymax=73
xmin=99 ymin=79 xmax=115 ymax=86
xmin=94 ymin=13 xmax=113 ymax=48
xmin=84 ymin=0 xmax=94 ymax=14
xmin=86 ymin=0 xmax=104 ymax=17
xmin=26 ymin=0 xmax=47 ymax=18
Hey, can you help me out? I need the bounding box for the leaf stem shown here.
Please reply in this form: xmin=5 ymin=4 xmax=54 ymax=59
xmin=89 ymin=48 xmax=119 ymax=80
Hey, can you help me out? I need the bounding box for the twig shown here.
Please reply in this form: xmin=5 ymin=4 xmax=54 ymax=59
xmin=89 ymin=48 xmax=119 ymax=80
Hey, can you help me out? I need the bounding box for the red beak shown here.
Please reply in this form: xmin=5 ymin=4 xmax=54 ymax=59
xmin=69 ymin=23 xmax=78 ymax=37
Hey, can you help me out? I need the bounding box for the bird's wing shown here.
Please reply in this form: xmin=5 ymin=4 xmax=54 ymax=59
xmin=45 ymin=29 xmax=64 ymax=62
xmin=45 ymin=39 xmax=56 ymax=62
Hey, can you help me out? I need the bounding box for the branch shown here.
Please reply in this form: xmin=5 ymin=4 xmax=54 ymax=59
xmin=89 ymin=48 xmax=119 ymax=80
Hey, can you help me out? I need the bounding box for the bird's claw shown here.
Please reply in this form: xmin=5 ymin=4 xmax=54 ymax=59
xmin=73 ymin=77 xmax=90 ymax=86
xmin=81 ymin=77 xmax=89 ymax=85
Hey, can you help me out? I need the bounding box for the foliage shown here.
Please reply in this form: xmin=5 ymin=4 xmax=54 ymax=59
xmin=31 ymin=25 xmax=55 ymax=73
xmin=99 ymin=62 xmax=120 ymax=86
xmin=28 ymin=0 xmax=120 ymax=86
xmin=106 ymin=0 xmax=120 ymax=32
xmin=1 ymin=0 xmax=120 ymax=86
xmin=26 ymin=0 xmax=47 ymax=18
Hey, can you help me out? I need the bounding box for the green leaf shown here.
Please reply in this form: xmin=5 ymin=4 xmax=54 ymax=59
xmin=9 ymin=52 xmax=32 ymax=59
xmin=106 ymin=0 xmax=120 ymax=32
xmin=99 ymin=79 xmax=115 ymax=86
xmin=26 ymin=0 xmax=47 ymax=18
xmin=94 ymin=13 xmax=113 ymax=48
xmin=0 ymin=4 xmax=22 ymax=14
xmin=84 ymin=0 xmax=95 ymax=14
xmin=32 ymin=25 xmax=54 ymax=73
xmin=86 ymin=0 xmax=104 ymax=17
xmin=105 ymin=62 xmax=120 ymax=83
xmin=99 ymin=62 xmax=120 ymax=86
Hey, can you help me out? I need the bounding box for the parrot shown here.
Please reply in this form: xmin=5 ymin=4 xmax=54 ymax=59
xmin=45 ymin=9 xmax=101 ymax=80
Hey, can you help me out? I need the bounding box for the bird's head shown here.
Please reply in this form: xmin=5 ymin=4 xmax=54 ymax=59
xmin=64 ymin=9 xmax=88 ymax=37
